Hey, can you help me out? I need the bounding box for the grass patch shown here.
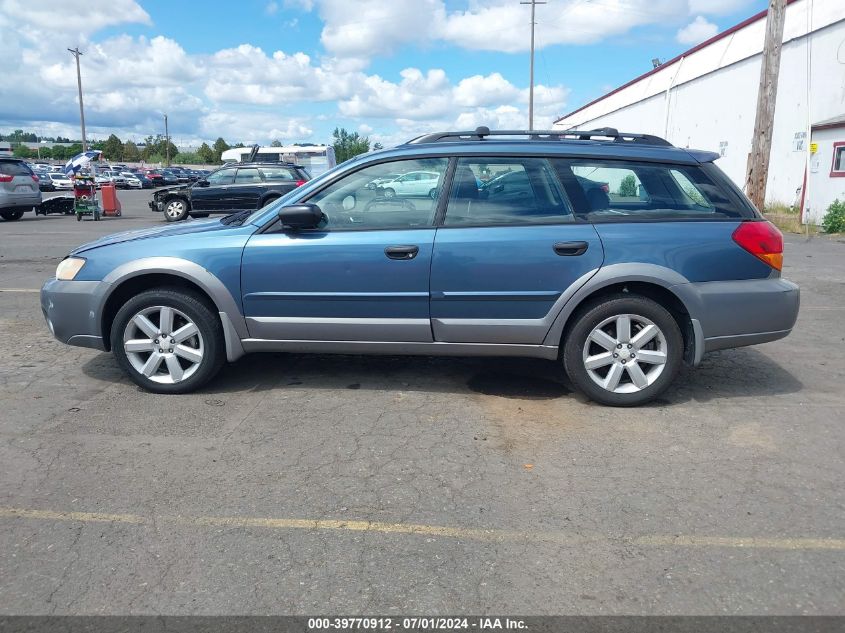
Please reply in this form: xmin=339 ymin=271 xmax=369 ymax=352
xmin=764 ymin=213 xmax=819 ymax=235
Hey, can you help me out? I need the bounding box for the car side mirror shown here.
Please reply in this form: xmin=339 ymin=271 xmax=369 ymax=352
xmin=278 ymin=203 xmax=323 ymax=231
xmin=196 ymin=179 xmax=209 ymax=187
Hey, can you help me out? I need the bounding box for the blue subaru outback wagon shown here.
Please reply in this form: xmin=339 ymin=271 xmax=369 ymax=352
xmin=41 ymin=127 xmax=799 ymax=406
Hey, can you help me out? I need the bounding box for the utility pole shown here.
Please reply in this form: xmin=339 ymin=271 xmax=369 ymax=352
xmin=744 ymin=0 xmax=786 ymax=212
xmin=164 ymin=114 xmax=170 ymax=166
xmin=67 ymin=47 xmax=88 ymax=151
xmin=521 ymin=0 xmax=546 ymax=130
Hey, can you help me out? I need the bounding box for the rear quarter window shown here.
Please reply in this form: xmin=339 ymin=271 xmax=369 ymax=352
xmin=551 ymin=158 xmax=748 ymax=221
xmin=258 ymin=166 xmax=299 ymax=181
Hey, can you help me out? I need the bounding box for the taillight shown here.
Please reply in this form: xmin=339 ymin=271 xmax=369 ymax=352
xmin=31 ymin=174 xmax=39 ymax=183
xmin=601 ymin=183 xmax=610 ymax=193
xmin=295 ymin=180 xmax=306 ymax=187
xmin=732 ymin=221 xmax=783 ymax=271
xmin=0 ymin=174 xmax=12 ymax=182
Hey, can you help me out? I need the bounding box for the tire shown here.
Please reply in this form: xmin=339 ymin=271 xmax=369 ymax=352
xmin=1 ymin=210 xmax=24 ymax=221
xmin=260 ymin=195 xmax=279 ymax=208
xmin=164 ymin=198 xmax=189 ymax=222
xmin=382 ymin=188 xmax=396 ymax=199
xmin=562 ymin=293 xmax=683 ymax=407
xmin=110 ymin=287 xmax=225 ymax=394
xmin=429 ymin=188 xmax=438 ymax=200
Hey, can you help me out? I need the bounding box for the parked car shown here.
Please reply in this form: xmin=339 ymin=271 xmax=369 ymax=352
xmin=375 ymin=170 xmax=441 ymax=199
xmin=0 ymin=157 xmax=41 ymax=221
xmin=119 ymin=172 xmax=144 ymax=189
xmin=142 ymin=170 xmax=165 ymax=186
xmin=41 ymin=126 xmax=799 ymax=405
xmin=365 ymin=172 xmax=402 ymax=190
xmin=150 ymin=162 xmax=310 ymax=222
xmin=47 ymin=173 xmax=74 ymax=190
xmin=158 ymin=170 xmax=180 ymax=186
xmin=37 ymin=173 xmax=55 ymax=191
xmin=164 ymin=168 xmax=190 ymax=184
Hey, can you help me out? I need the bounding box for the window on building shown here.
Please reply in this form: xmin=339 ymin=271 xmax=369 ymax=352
xmin=831 ymin=143 xmax=845 ymax=177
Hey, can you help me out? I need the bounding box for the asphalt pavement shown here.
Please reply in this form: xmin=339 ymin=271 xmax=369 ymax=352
xmin=0 ymin=190 xmax=842 ymax=614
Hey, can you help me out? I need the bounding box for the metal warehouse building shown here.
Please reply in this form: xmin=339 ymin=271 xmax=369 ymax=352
xmin=552 ymin=0 xmax=845 ymax=224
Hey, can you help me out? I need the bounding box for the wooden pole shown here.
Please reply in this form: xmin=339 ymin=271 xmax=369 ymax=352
xmin=745 ymin=0 xmax=787 ymax=212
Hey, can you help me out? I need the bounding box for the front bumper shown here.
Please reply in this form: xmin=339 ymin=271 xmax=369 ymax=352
xmin=41 ymin=278 xmax=109 ymax=351
xmin=150 ymin=199 xmax=163 ymax=212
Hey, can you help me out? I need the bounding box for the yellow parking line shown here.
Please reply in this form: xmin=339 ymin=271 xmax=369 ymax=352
xmin=1 ymin=506 xmax=843 ymax=551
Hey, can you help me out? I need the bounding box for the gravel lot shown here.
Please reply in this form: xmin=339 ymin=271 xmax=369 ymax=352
xmin=0 ymin=190 xmax=843 ymax=614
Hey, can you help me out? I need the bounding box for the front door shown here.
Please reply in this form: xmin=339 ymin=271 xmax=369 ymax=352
xmin=430 ymin=157 xmax=604 ymax=345
xmin=191 ymin=167 xmax=236 ymax=212
xmin=240 ymin=157 xmax=450 ymax=342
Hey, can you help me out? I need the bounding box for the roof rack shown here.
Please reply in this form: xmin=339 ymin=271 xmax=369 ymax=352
xmin=405 ymin=126 xmax=673 ymax=147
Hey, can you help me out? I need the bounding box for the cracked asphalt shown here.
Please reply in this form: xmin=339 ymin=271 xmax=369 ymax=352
xmin=0 ymin=191 xmax=843 ymax=614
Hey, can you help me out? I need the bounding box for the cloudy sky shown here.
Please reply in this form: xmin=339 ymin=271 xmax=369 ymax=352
xmin=0 ymin=0 xmax=765 ymax=148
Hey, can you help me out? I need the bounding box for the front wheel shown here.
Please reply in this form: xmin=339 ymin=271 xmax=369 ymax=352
xmin=382 ymin=188 xmax=396 ymax=199
xmin=562 ymin=294 xmax=683 ymax=407
xmin=111 ymin=288 xmax=225 ymax=394
xmin=164 ymin=198 xmax=189 ymax=222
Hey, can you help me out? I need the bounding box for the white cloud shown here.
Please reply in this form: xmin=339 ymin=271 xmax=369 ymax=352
xmin=265 ymin=1 xmax=279 ymax=15
xmin=676 ymin=15 xmax=719 ymax=45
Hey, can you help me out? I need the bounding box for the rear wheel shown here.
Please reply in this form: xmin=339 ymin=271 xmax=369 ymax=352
xmin=111 ymin=288 xmax=225 ymax=394
xmin=164 ymin=198 xmax=189 ymax=222
xmin=1 ymin=210 xmax=24 ymax=221
xmin=562 ymin=294 xmax=683 ymax=406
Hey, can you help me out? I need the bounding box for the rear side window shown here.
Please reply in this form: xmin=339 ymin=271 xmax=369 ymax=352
xmin=235 ymin=168 xmax=262 ymax=183
xmin=0 ymin=161 xmax=32 ymax=176
xmin=444 ymin=157 xmax=574 ymax=226
xmin=552 ymin=158 xmax=743 ymax=220
xmin=258 ymin=166 xmax=299 ymax=181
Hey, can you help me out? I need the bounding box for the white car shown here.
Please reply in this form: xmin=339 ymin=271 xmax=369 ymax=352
xmin=120 ymin=172 xmax=143 ymax=188
xmin=47 ymin=173 xmax=73 ymax=190
xmin=377 ymin=171 xmax=441 ymax=199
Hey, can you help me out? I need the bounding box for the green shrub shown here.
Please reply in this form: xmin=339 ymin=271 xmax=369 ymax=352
xmin=821 ymin=199 xmax=845 ymax=234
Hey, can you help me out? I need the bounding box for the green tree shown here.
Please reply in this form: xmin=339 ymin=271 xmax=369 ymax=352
xmin=196 ymin=142 xmax=215 ymax=164
xmin=822 ymin=199 xmax=845 ymax=233
xmin=332 ymin=127 xmax=370 ymax=163
xmin=123 ymin=141 xmax=141 ymax=162
xmin=212 ymin=137 xmax=230 ymax=163
xmin=271 ymin=139 xmax=283 ymax=147
xmin=618 ymin=174 xmax=637 ymax=198
xmin=140 ymin=135 xmax=178 ymax=162
xmin=102 ymin=134 xmax=124 ymax=161
xmin=174 ymin=152 xmax=201 ymax=165
xmin=12 ymin=144 xmax=34 ymax=158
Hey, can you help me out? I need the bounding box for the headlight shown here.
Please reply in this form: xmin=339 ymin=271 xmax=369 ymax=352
xmin=56 ymin=257 xmax=86 ymax=281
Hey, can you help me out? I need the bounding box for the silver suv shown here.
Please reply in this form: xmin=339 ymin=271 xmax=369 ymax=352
xmin=0 ymin=158 xmax=42 ymax=221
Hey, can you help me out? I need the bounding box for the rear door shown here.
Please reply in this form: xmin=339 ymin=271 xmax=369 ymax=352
xmin=228 ymin=167 xmax=264 ymax=211
xmin=430 ymin=157 xmax=604 ymax=345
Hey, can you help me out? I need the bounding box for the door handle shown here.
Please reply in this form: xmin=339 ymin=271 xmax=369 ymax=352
xmin=553 ymin=241 xmax=589 ymax=256
xmin=385 ymin=245 xmax=419 ymax=260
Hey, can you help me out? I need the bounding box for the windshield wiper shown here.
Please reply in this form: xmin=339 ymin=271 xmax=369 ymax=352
xmin=220 ymin=209 xmax=253 ymax=226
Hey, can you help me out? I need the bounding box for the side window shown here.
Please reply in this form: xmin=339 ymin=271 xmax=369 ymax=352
xmin=552 ymin=158 xmax=740 ymax=220
xmin=443 ymin=157 xmax=573 ymax=226
xmin=235 ymin=168 xmax=262 ymax=183
xmin=206 ymin=168 xmax=235 ymax=185
xmin=305 ymin=158 xmax=448 ymax=230
xmin=259 ymin=166 xmax=298 ymax=181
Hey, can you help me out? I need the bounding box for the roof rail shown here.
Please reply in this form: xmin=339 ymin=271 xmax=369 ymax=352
xmin=405 ymin=126 xmax=673 ymax=147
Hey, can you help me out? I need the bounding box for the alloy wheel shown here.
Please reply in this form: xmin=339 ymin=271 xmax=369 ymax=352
xmin=165 ymin=200 xmax=186 ymax=220
xmin=582 ymin=313 xmax=668 ymax=394
xmin=122 ymin=305 xmax=204 ymax=384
